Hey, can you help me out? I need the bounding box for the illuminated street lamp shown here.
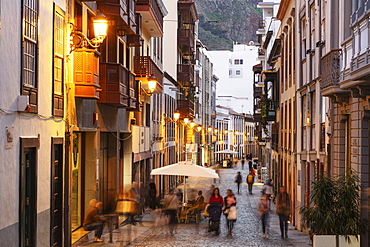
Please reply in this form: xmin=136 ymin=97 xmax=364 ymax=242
xmin=173 ymin=110 xmax=180 ymax=121
xmin=183 ymin=117 xmax=189 ymax=124
xmin=147 ymin=74 xmax=157 ymax=95
xmin=190 ymin=121 xmax=195 ymax=128
xmin=196 ymin=125 xmax=202 ymax=132
xmin=207 ymin=126 xmax=212 ymax=133
xmin=71 ymin=10 xmax=108 ymax=49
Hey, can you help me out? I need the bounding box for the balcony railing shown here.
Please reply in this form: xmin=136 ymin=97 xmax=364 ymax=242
xmin=178 ymin=29 xmax=195 ymax=49
xmin=74 ymin=49 xmax=100 ymax=99
xmin=127 ymin=72 xmax=139 ymax=110
xmin=177 ymin=64 xmax=194 ymax=86
xmin=127 ymin=14 xmax=142 ymax=47
xmin=98 ymin=62 xmax=130 ymax=107
xmin=98 ymin=0 xmax=137 ymax=35
xmin=258 ymin=20 xmax=265 ymax=28
xmin=321 ymin=49 xmax=341 ymax=90
xmin=177 ymin=99 xmax=194 ymax=118
xmin=254 ymin=87 xmax=263 ymax=97
xmin=133 ymin=56 xmax=163 ymax=92
xmin=136 ymin=0 xmax=164 ymax=35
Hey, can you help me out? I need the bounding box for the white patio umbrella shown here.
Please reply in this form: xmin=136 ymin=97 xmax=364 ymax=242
xmin=215 ymin=149 xmax=238 ymax=154
xmin=150 ymin=161 xmax=219 ymax=203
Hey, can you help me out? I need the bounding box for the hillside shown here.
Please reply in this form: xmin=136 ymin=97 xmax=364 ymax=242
xmin=194 ymin=0 xmax=262 ymax=50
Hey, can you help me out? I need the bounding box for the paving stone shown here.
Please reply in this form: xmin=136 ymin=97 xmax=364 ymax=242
xmin=82 ymin=162 xmax=312 ymax=247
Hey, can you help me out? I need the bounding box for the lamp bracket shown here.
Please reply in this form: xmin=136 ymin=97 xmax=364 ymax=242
xmin=70 ymin=23 xmax=105 ymax=51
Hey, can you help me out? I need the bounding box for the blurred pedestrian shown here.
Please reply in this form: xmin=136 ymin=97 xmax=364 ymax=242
xmin=83 ymin=201 xmax=106 ymax=242
xmin=276 ymin=186 xmax=291 ymax=239
xmin=163 ymin=189 xmax=179 ymax=236
xmin=261 ymin=179 xmax=274 ymax=207
xmin=248 ymin=160 xmax=253 ymax=171
xmin=235 ymin=171 xmax=242 ymax=194
xmin=246 ymin=171 xmax=254 ymax=194
xmin=241 ymin=159 xmax=245 ymax=170
xmin=176 ymin=188 xmax=183 ymax=203
xmin=148 ymin=179 xmax=157 ymax=209
xmin=224 ymin=189 xmax=237 ymax=236
xmin=257 ymin=194 xmax=270 ymax=238
xmin=206 ymin=185 xmax=215 ymax=202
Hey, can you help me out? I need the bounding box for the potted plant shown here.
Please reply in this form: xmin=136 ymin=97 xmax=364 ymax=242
xmin=300 ymin=170 xmax=367 ymax=247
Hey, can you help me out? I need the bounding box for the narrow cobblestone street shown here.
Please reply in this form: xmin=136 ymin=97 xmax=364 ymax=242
xmin=78 ymin=162 xmax=311 ymax=247
xmin=129 ymin=164 xmax=309 ymax=247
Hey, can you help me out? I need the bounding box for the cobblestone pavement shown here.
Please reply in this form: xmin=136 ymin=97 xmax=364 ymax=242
xmin=77 ymin=162 xmax=311 ymax=247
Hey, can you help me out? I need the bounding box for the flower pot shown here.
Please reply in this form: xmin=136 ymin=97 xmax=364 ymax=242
xmin=313 ymin=235 xmax=360 ymax=247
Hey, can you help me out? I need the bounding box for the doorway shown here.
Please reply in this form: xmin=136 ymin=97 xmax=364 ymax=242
xmin=20 ymin=138 xmax=38 ymax=247
xmin=51 ymin=138 xmax=63 ymax=246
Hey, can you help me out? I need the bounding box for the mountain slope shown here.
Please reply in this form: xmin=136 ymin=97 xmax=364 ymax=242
xmin=194 ymin=0 xmax=262 ymax=50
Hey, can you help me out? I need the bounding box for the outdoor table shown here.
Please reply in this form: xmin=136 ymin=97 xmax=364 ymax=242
xmin=104 ymin=213 xmax=118 ymax=243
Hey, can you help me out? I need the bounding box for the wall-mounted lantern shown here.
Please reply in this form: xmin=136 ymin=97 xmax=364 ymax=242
xmin=70 ymin=10 xmax=108 ymax=50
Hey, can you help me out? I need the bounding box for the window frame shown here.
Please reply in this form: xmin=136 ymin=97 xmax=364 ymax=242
xmin=53 ymin=5 xmax=65 ymax=117
xmin=21 ymin=0 xmax=39 ymax=113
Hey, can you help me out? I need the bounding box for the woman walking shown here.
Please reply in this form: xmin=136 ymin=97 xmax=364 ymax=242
xmin=209 ymin=187 xmax=224 ymax=205
xmin=224 ymin=189 xmax=237 ymax=236
xmin=257 ymin=194 xmax=270 ymax=238
xmin=261 ymin=179 xmax=274 ymax=207
xmin=235 ymin=172 xmax=242 ymax=194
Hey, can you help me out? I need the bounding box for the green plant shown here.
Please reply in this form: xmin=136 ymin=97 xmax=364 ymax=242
xmin=300 ymin=170 xmax=367 ymax=243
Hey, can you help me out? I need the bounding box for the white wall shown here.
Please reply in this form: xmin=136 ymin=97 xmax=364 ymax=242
xmin=209 ymin=44 xmax=258 ymax=115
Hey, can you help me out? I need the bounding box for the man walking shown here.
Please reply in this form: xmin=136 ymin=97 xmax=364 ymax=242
xmin=246 ymin=171 xmax=254 ymax=194
xmin=276 ymin=186 xmax=291 ymax=238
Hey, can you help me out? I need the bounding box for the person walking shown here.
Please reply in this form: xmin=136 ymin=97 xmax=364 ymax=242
xmin=148 ymin=179 xmax=157 ymax=209
xmin=241 ymin=159 xmax=245 ymax=170
xmin=246 ymin=171 xmax=254 ymax=194
xmin=248 ymin=160 xmax=253 ymax=171
xmin=209 ymin=188 xmax=224 ymax=205
xmin=224 ymin=189 xmax=237 ymax=236
xmin=163 ymin=189 xmax=180 ymax=236
xmin=276 ymin=186 xmax=291 ymax=239
xmin=261 ymin=179 xmax=274 ymax=207
xmin=257 ymin=194 xmax=270 ymax=238
xmin=235 ymin=171 xmax=242 ymax=194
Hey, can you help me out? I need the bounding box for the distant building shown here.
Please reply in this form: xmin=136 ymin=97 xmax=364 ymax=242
xmin=208 ymin=43 xmax=259 ymax=115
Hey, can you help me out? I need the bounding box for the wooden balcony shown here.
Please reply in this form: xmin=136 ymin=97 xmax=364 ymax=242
xmin=178 ymin=29 xmax=195 ymax=51
xmin=136 ymin=0 xmax=165 ymax=36
xmin=133 ymin=56 xmax=163 ymax=93
xmin=177 ymin=99 xmax=194 ymax=118
xmin=254 ymin=87 xmax=263 ymax=98
xmin=127 ymin=72 xmax=139 ymax=111
xmin=74 ymin=49 xmax=100 ymax=99
xmin=98 ymin=0 xmax=137 ymax=35
xmin=321 ymin=49 xmax=341 ymax=91
xmin=127 ymin=14 xmax=142 ymax=47
xmin=177 ymin=64 xmax=194 ymax=86
xmin=98 ymin=62 xmax=129 ymax=107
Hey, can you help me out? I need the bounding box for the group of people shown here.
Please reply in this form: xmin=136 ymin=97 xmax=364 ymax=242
xmin=208 ymin=186 xmax=237 ymax=236
xmin=82 ymin=161 xmax=291 ymax=242
xmin=258 ymin=184 xmax=291 ymax=239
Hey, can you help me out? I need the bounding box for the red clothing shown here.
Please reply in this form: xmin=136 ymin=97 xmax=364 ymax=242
xmin=209 ymin=196 xmax=224 ymax=205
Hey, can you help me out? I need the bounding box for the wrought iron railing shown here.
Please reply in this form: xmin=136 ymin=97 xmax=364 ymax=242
xmin=321 ymin=49 xmax=341 ymax=90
